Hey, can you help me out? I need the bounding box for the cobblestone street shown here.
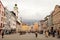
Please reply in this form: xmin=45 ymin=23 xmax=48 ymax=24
xmin=0 ymin=33 xmax=60 ymax=40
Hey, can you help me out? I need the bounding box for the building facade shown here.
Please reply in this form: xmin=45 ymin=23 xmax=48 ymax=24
xmin=40 ymin=20 xmax=48 ymax=32
xmin=16 ymin=19 xmax=21 ymax=33
xmin=4 ymin=8 xmax=16 ymax=33
xmin=44 ymin=15 xmax=53 ymax=30
xmin=40 ymin=20 xmax=45 ymax=32
xmin=4 ymin=8 xmax=11 ymax=31
xmin=52 ymin=5 xmax=60 ymax=29
xmin=10 ymin=11 xmax=16 ymax=30
xmin=0 ymin=1 xmax=4 ymax=33
xmin=4 ymin=7 xmax=16 ymax=33
xmin=33 ymin=22 xmax=39 ymax=32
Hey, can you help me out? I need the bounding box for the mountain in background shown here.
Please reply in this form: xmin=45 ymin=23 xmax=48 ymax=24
xmin=22 ymin=19 xmax=39 ymax=25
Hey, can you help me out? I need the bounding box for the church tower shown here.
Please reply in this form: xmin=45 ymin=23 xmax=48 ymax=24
xmin=14 ymin=4 xmax=18 ymax=18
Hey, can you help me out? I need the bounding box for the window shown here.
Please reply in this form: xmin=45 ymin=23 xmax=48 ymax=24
xmin=3 ymin=24 xmax=4 ymax=27
xmin=0 ymin=23 xmax=1 ymax=27
xmin=0 ymin=10 xmax=1 ymax=13
xmin=59 ymin=6 xmax=60 ymax=8
xmin=4 ymin=13 xmax=5 ymax=16
xmin=2 ymin=11 xmax=4 ymax=16
xmin=1 ymin=17 xmax=3 ymax=21
xmin=0 ymin=4 xmax=1 ymax=8
xmin=1 ymin=23 xmax=2 ymax=27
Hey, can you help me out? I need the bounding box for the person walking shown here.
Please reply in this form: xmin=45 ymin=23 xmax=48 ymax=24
xmin=35 ymin=32 xmax=38 ymax=38
xmin=50 ymin=27 xmax=56 ymax=37
xmin=57 ymin=27 xmax=60 ymax=38
xmin=48 ymin=30 xmax=51 ymax=36
xmin=45 ymin=29 xmax=49 ymax=37
xmin=1 ymin=29 xmax=4 ymax=38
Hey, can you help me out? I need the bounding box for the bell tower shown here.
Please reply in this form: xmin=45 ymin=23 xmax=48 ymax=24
xmin=14 ymin=4 xmax=18 ymax=18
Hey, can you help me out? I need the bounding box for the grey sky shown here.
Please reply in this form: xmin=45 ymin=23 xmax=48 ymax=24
xmin=1 ymin=0 xmax=60 ymax=20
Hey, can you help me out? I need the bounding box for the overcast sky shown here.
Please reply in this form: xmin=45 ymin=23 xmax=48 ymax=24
xmin=1 ymin=0 xmax=60 ymax=20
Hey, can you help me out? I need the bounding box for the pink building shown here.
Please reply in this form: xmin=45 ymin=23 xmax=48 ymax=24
xmin=0 ymin=1 xmax=4 ymax=33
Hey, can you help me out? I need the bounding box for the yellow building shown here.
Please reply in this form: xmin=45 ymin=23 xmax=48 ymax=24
xmin=33 ymin=22 xmax=39 ymax=31
xmin=21 ymin=24 xmax=29 ymax=31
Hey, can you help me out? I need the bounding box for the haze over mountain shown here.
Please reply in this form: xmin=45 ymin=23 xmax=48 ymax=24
xmin=22 ymin=19 xmax=39 ymax=25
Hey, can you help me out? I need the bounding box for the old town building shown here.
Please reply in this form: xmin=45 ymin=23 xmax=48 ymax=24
xmin=14 ymin=4 xmax=22 ymax=32
xmin=44 ymin=15 xmax=53 ymax=30
xmin=33 ymin=22 xmax=39 ymax=32
xmin=4 ymin=8 xmax=16 ymax=33
xmin=16 ymin=18 xmax=21 ymax=33
xmin=0 ymin=1 xmax=4 ymax=33
xmin=4 ymin=8 xmax=12 ymax=32
xmin=10 ymin=11 xmax=16 ymax=30
xmin=14 ymin=4 xmax=18 ymax=18
xmin=52 ymin=5 xmax=60 ymax=29
xmin=40 ymin=20 xmax=49 ymax=32
xmin=40 ymin=20 xmax=45 ymax=30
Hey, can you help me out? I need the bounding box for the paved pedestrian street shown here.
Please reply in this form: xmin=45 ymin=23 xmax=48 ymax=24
xmin=0 ymin=33 xmax=60 ymax=40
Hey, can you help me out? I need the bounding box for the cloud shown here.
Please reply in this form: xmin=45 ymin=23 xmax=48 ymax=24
xmin=1 ymin=0 xmax=60 ymax=21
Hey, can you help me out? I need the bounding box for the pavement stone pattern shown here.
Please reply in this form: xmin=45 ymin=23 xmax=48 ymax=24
xmin=0 ymin=33 xmax=60 ymax=40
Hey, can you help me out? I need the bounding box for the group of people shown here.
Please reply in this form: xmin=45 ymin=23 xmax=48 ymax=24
xmin=1 ymin=27 xmax=60 ymax=38
xmin=45 ymin=27 xmax=60 ymax=38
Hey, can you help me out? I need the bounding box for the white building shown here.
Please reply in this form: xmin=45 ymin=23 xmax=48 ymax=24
xmin=10 ymin=11 xmax=16 ymax=30
xmin=4 ymin=8 xmax=16 ymax=33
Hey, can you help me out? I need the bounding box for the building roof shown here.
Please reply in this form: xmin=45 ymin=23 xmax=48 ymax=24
xmin=51 ymin=5 xmax=60 ymax=16
xmin=10 ymin=11 xmax=16 ymax=16
xmin=40 ymin=20 xmax=45 ymax=22
xmin=16 ymin=20 xmax=21 ymax=25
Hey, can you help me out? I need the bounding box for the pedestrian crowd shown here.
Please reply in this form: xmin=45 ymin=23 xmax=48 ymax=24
xmin=45 ymin=27 xmax=60 ymax=38
xmin=0 ymin=27 xmax=60 ymax=38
